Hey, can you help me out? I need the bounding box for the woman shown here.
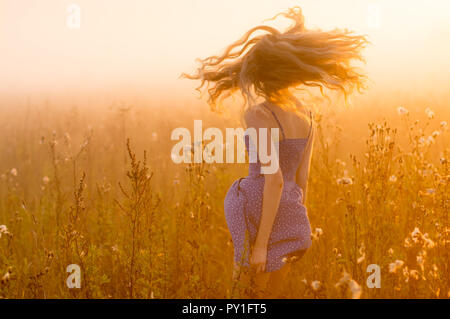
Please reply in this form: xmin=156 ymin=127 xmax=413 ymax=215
xmin=182 ymin=6 xmax=367 ymax=297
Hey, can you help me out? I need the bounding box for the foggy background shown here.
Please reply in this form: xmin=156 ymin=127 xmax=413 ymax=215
xmin=1 ymin=0 xmax=450 ymax=105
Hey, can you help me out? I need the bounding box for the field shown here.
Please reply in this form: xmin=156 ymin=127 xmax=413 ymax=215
xmin=0 ymin=91 xmax=448 ymax=299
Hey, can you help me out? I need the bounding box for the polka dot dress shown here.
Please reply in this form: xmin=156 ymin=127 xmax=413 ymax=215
xmin=224 ymin=104 xmax=313 ymax=273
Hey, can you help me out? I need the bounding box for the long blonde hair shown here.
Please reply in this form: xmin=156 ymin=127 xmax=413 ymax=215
xmin=181 ymin=6 xmax=368 ymax=112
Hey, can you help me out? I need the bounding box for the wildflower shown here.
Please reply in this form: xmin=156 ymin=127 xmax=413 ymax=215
xmin=422 ymin=233 xmax=435 ymax=249
xmin=357 ymin=243 xmax=365 ymax=264
xmin=337 ymin=177 xmax=353 ymax=185
xmin=431 ymin=131 xmax=440 ymax=138
xmin=425 ymin=107 xmax=434 ymax=119
xmin=42 ymin=176 xmax=50 ymax=185
xmin=389 ymin=260 xmax=404 ymax=273
xmin=418 ymin=137 xmax=426 ymax=147
xmin=411 ymin=227 xmax=422 ymax=242
xmin=1 ymin=270 xmax=11 ymax=283
xmin=10 ymin=168 xmax=17 ymax=176
xmin=348 ymin=280 xmax=362 ymax=299
xmin=429 ymin=264 xmax=438 ymax=279
xmin=389 ymin=175 xmax=397 ymax=183
xmin=0 ymin=225 xmax=10 ymax=239
xmin=388 ymin=248 xmax=394 ymax=256
xmin=406 ymin=227 xmax=436 ymax=249
xmin=64 ymin=132 xmax=71 ymax=144
xmin=335 ymin=271 xmax=351 ymax=287
xmin=426 ymin=136 xmax=435 ymax=145
xmin=409 ymin=269 xmax=419 ymax=280
xmin=335 ymin=271 xmax=362 ymax=299
xmin=397 ymin=106 xmax=409 ymax=115
xmin=416 ymin=250 xmax=426 ymax=271
xmin=335 ymin=159 xmax=346 ymax=167
xmin=311 ymin=280 xmax=321 ymax=291
xmin=311 ymin=227 xmax=323 ymax=240
xmin=440 ymin=121 xmax=447 ymax=128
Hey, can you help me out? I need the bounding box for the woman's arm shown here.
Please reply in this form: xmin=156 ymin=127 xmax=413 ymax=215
xmin=251 ymin=169 xmax=283 ymax=272
xmin=295 ymin=126 xmax=314 ymax=204
xmin=245 ymin=106 xmax=284 ymax=272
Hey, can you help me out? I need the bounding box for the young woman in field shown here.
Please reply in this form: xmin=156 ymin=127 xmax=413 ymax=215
xmin=183 ymin=6 xmax=367 ymax=297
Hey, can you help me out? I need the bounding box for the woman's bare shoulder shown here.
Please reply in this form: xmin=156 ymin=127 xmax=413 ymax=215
xmin=243 ymin=103 xmax=272 ymax=127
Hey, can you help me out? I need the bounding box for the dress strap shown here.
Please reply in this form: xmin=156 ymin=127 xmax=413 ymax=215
xmin=261 ymin=102 xmax=286 ymax=139
xmin=307 ymin=110 xmax=313 ymax=140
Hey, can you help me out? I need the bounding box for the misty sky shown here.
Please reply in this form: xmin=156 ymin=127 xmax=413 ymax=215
xmin=1 ymin=0 xmax=450 ymax=100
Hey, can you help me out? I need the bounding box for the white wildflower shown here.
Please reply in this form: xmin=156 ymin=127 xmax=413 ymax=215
xmin=0 ymin=225 xmax=8 ymax=238
xmin=357 ymin=243 xmax=365 ymax=264
xmin=416 ymin=250 xmax=426 ymax=271
xmin=311 ymin=280 xmax=321 ymax=291
xmin=2 ymin=271 xmax=11 ymax=282
xmin=64 ymin=132 xmax=71 ymax=144
xmin=336 ymin=159 xmax=346 ymax=167
xmin=348 ymin=279 xmax=362 ymax=299
xmin=422 ymin=233 xmax=435 ymax=249
xmin=425 ymin=108 xmax=434 ymax=119
xmin=389 ymin=260 xmax=404 ymax=273
xmin=409 ymin=269 xmax=419 ymax=280
xmin=337 ymin=177 xmax=353 ymax=185
xmin=42 ymin=176 xmax=50 ymax=185
xmin=397 ymin=106 xmax=409 ymax=115
xmin=411 ymin=227 xmax=422 ymax=242
xmin=10 ymin=168 xmax=17 ymax=176
xmin=311 ymin=227 xmax=323 ymax=240
xmin=431 ymin=131 xmax=440 ymax=138
xmin=335 ymin=271 xmax=362 ymax=299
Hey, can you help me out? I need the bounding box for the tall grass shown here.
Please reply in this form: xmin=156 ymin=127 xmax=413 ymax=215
xmin=0 ymin=94 xmax=448 ymax=298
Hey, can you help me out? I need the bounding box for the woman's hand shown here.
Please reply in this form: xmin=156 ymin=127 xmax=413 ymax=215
xmin=250 ymin=244 xmax=268 ymax=272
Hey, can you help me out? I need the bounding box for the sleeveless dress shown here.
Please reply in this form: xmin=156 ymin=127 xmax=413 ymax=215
xmin=224 ymin=102 xmax=313 ymax=273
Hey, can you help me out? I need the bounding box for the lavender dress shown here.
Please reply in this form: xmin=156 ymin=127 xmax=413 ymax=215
xmin=224 ymin=103 xmax=313 ymax=272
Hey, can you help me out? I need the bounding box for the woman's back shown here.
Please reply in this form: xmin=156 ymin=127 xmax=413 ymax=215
xmin=244 ymin=101 xmax=313 ymax=182
xmin=248 ymin=101 xmax=312 ymax=141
